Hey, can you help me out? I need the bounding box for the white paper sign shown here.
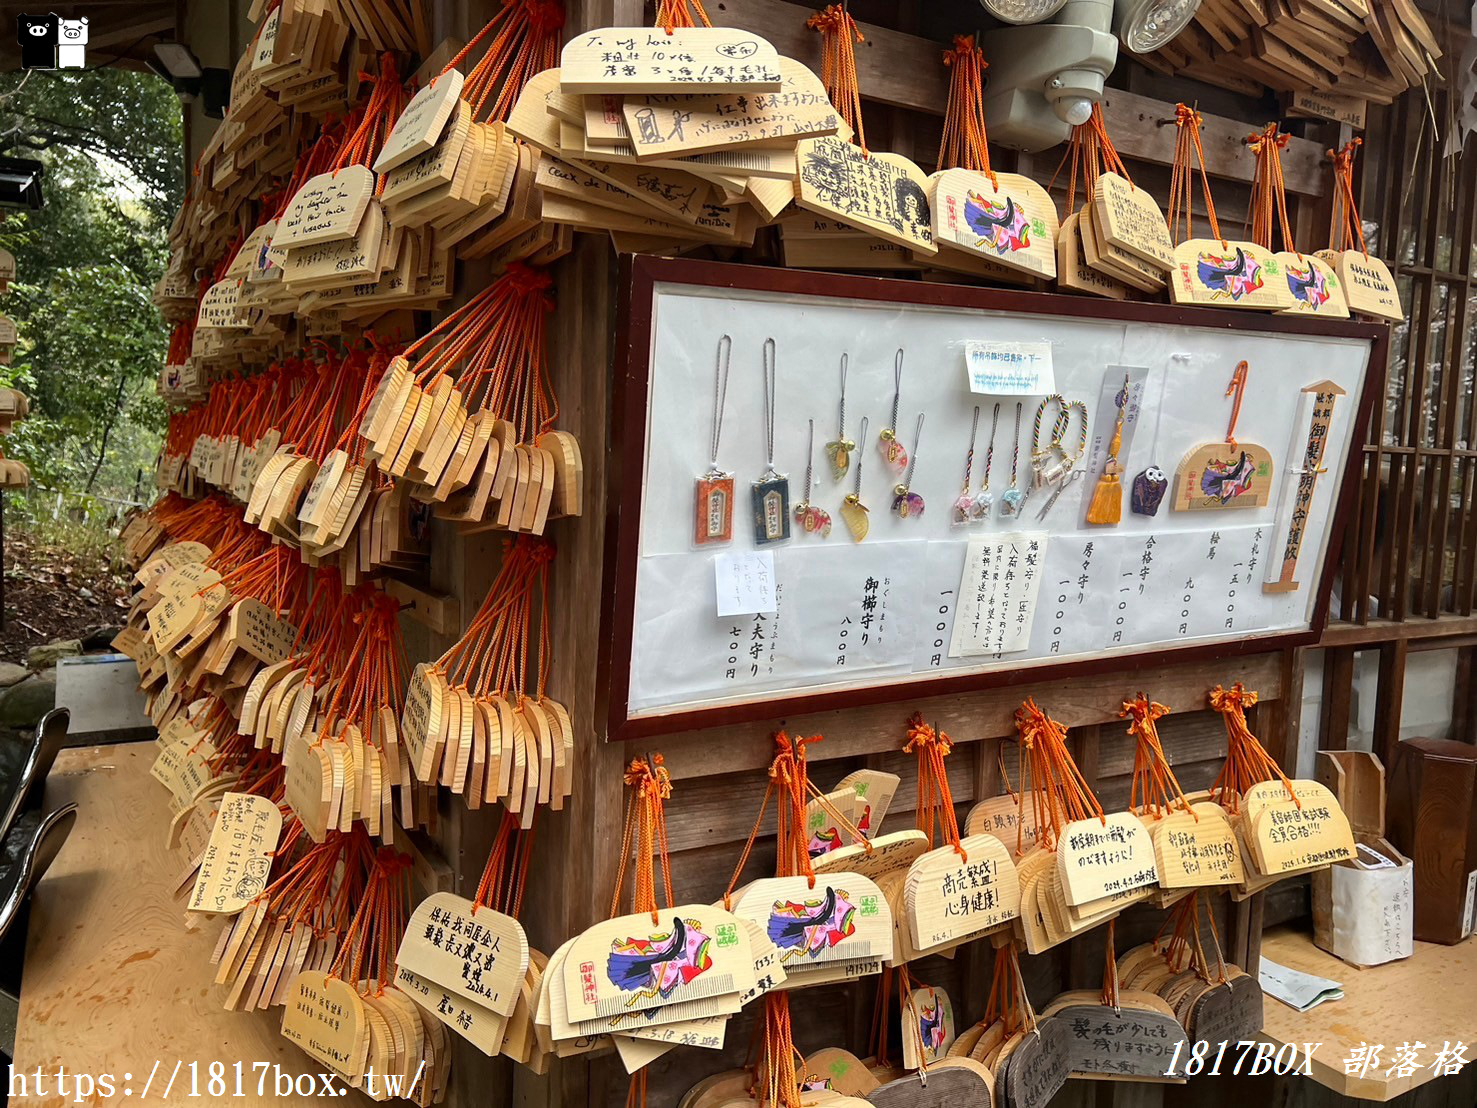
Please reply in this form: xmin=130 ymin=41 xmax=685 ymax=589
xmin=715 ymin=550 xmax=776 ymax=616
xmin=965 ymin=340 xmax=1054 ymax=395
xmin=948 ymin=532 xmax=1047 ymax=658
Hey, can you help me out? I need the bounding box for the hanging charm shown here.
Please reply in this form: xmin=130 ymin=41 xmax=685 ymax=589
xmin=694 ymin=334 xmax=734 ymax=546
xmin=1172 ymin=359 xmax=1275 ymax=513
xmin=794 ymin=419 xmax=833 ymax=538
xmin=752 ymin=337 xmax=791 ymax=545
xmin=824 ymin=353 xmax=855 ymax=481
xmin=973 ymin=402 xmax=1000 ymax=521
xmin=878 ymin=348 xmax=909 ymax=472
xmin=999 ymin=402 xmax=1025 ymax=519
xmin=953 ymin=406 xmax=982 ymax=525
xmin=840 ymin=416 xmax=871 ymax=542
xmin=1131 ymin=466 xmax=1168 ymax=516
xmin=891 ymin=414 xmax=926 ymax=519
xmin=1086 ymin=374 xmax=1129 ymax=526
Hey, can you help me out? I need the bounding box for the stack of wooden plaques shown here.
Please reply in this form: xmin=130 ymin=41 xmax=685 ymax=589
xmin=0 ymin=386 xmax=28 ymax=489
xmin=1229 ymin=778 xmax=1358 ymax=898
xmin=1140 ymin=0 xmax=1441 ymax=108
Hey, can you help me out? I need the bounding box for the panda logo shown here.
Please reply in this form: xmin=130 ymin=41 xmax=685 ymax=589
xmin=56 ymin=16 xmax=85 ymax=68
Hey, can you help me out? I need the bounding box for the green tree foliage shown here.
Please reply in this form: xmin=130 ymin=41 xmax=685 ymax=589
xmin=0 ymin=67 xmax=182 ymax=500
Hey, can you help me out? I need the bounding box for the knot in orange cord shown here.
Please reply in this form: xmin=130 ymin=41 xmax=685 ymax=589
xmin=1121 ymin=695 xmax=1169 ymax=733
xmin=943 ymin=33 xmax=984 ymax=69
xmin=1174 ymin=103 xmax=1201 ymax=130
xmin=624 ymin=754 xmax=672 ymax=802
xmin=502 ymin=260 xmax=556 ymax=304
xmin=1208 ymin=682 xmax=1257 ymax=714
xmin=523 ymin=0 xmax=565 ymax=35
xmin=1014 ymin=697 xmax=1049 ymax=747
xmin=903 ymin=712 xmax=952 ymax=757
xmin=521 ymin=534 xmax=557 ymax=565
xmin=805 ymin=4 xmax=854 ymax=37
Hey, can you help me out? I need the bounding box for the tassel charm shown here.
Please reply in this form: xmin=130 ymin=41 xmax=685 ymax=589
xmin=1086 ymin=375 xmax=1130 ymax=527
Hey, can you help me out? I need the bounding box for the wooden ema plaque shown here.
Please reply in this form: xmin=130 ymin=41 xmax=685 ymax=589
xmin=802 ymin=1048 xmax=879 ymax=1095
xmin=198 ymin=280 xmax=250 ymax=330
xmin=188 ymin=791 xmax=282 ymax=915
xmin=1054 ymin=812 xmax=1158 ymax=907
xmin=1317 ymin=249 xmax=1404 ymax=321
xmin=730 ymin=874 xmax=890 ymax=972
xmin=281 ymin=973 xmax=369 ymax=1079
xmin=559 ymin=28 xmax=783 ymax=95
xmin=1152 ymin=802 xmax=1245 ymax=888
xmin=397 ymin=891 xmax=529 ymax=1017
xmin=560 ymin=904 xmax=753 ymax=1024
xmin=901 ymin=984 xmax=955 ymax=1069
xmin=1056 ymin=212 xmax=1130 ymax=300
xmin=1091 ymin=173 xmax=1174 ymax=271
xmin=1171 ymin=441 xmax=1275 ymax=513
xmin=1188 ymin=972 xmax=1263 ymax=1044
xmin=832 ymin=767 xmax=899 ymax=833
xmin=1276 ymin=253 xmax=1349 ymax=318
xmin=1169 ymin=240 xmax=1294 ymax=310
xmin=274 ymin=165 xmax=375 ymax=249
xmin=623 ymin=57 xmax=838 ymax=160
xmin=929 ymin=169 xmax=1056 ymax=280
xmin=1037 ymin=995 xmax=1189 ymax=1081
xmin=811 ymin=829 xmax=929 ymax=881
xmin=903 ymin=834 xmax=1020 ymax=951
xmin=999 ymin=1014 xmax=1074 ymax=1108
xmin=796 ymin=137 xmax=936 ymax=254
xmin=868 ymin=1059 xmax=994 ymax=1106
xmin=965 ymin=795 xmax=1042 ymax=859
xmin=1246 ymin=780 xmax=1357 ymax=874
xmin=375 ymin=71 xmax=465 ymax=173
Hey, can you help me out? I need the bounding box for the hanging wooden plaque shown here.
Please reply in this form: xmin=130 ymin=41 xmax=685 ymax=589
xmin=811 ymin=829 xmax=930 ymax=881
xmin=998 ymin=1016 xmax=1072 ymax=1108
xmin=1170 ymin=441 xmax=1275 ymax=513
xmin=1054 ymin=812 xmax=1158 ymax=907
xmin=868 ymin=1061 xmax=993 ymax=1106
xmin=376 ymin=71 xmax=466 ymax=173
xmin=1152 ymin=802 xmax=1245 ymax=888
xmin=188 ymin=791 xmax=282 ymax=915
xmin=965 ymin=796 xmax=1042 ymax=859
xmin=558 ymin=28 xmax=783 ymax=95
xmin=901 ymin=984 xmax=955 ymax=1069
xmin=622 ymin=57 xmax=837 ymax=159
xmin=1169 ymin=240 xmax=1294 ymax=310
xmin=1043 ymin=1000 xmax=1189 ymax=1080
xmin=929 ymin=168 xmax=1057 ymax=279
xmin=1276 ymin=253 xmax=1349 ymax=318
xmin=198 ymin=280 xmax=251 ymax=329
xmin=795 ymin=138 xmax=935 ymax=254
xmin=1319 ymin=249 xmax=1404 ymax=321
xmin=1249 ymin=790 xmax=1356 ymax=874
xmin=1056 ymin=213 xmax=1130 ymax=300
xmin=1092 ymin=173 xmax=1174 ymax=270
xmin=275 ymin=166 xmax=375 ymax=249
xmin=832 ymin=768 xmax=900 ymax=835
xmin=730 ymin=874 xmax=890 ymax=970
xmin=903 ymin=834 xmax=1020 ymax=951
xmin=281 ymin=973 xmax=369 ymax=1078
xmin=397 ymin=892 xmax=530 ymax=1017
xmin=803 ymin=1048 xmax=880 ymax=1096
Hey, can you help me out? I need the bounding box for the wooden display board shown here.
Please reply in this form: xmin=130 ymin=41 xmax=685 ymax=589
xmin=600 ymin=258 xmax=1385 ymax=740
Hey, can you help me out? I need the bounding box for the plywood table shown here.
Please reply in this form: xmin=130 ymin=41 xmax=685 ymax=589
xmin=11 ymin=743 xmax=373 ymax=1107
xmin=1259 ymin=924 xmax=1477 ymax=1101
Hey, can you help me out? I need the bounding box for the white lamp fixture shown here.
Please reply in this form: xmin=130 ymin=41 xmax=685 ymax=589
xmin=1115 ymin=0 xmax=1202 ymax=53
xmin=153 ymin=41 xmax=202 ymax=80
xmin=977 ymin=0 xmax=1200 ymax=151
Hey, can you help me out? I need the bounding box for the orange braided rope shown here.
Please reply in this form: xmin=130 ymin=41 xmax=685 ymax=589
xmin=938 ymin=35 xmax=994 ymax=185
xmin=1208 ymin=683 xmax=1297 ymax=813
xmin=806 ymin=5 xmax=867 ymax=152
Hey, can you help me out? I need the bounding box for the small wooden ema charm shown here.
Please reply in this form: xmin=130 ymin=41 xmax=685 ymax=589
xmin=1169 ymin=239 xmax=1294 ymax=310
xmin=560 ymin=904 xmax=753 ymax=1025
xmin=1152 ymin=802 xmax=1245 ymax=887
xmin=901 ymin=984 xmax=955 ymax=1070
xmin=1320 ymin=249 xmax=1402 ymax=321
xmin=804 ymin=786 xmax=859 ymax=857
xmin=281 ymin=973 xmax=369 ymax=1079
xmin=1054 ymin=811 xmax=1158 ymax=907
xmin=197 ymin=280 xmax=250 ymax=330
xmin=274 ymin=165 xmax=376 ymax=249
xmin=868 ymin=1057 xmax=994 ymax=1107
xmin=1171 ymin=359 xmax=1275 ymax=513
xmin=928 ymin=168 xmax=1057 ymax=279
xmin=1078 ymin=202 xmax=1165 ymax=292
xmin=1277 ymin=252 xmax=1349 ymax=318
xmin=0 ymin=246 xmax=15 ymax=291
xmin=998 ymin=1015 xmax=1072 ymax=1107
xmin=831 ymin=768 xmax=900 ymax=836
xmin=811 ymin=828 xmax=930 ymax=881
xmin=729 ymin=873 xmax=890 ymax=974
xmin=802 ymin=1048 xmax=880 ymax=1096
xmin=903 ymin=834 xmax=1021 ymax=952
xmin=1246 ymin=780 xmax=1356 ymax=875
xmin=1092 ymin=172 xmax=1174 ymax=271
xmin=559 ymin=28 xmax=783 ymax=95
xmin=1056 ymin=212 xmax=1130 ymax=300
xmin=375 ymin=70 xmax=466 ymax=173
xmin=965 ymin=795 xmax=1042 ymax=859
xmin=1038 ymin=993 xmax=1189 ymax=1081
xmin=397 ymin=892 xmax=530 ymax=1018
xmin=796 ymin=137 xmax=936 ymax=254
xmin=1266 ymin=380 xmax=1346 ymax=594
xmin=188 ymin=791 xmax=282 ymax=915
xmin=622 ymin=57 xmax=837 ymax=160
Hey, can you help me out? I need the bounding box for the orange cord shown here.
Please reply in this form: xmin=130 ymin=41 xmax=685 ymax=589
xmin=1208 ymin=683 xmax=1297 ymax=813
xmin=938 ymin=35 xmax=994 ymax=185
xmin=806 ymin=5 xmax=867 ymax=153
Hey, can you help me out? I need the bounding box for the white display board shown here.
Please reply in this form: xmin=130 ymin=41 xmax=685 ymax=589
xmin=609 ymin=263 xmax=1379 ymax=734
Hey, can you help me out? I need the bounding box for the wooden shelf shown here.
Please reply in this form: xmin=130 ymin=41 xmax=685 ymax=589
xmin=12 ymin=744 xmax=374 ymax=1107
xmin=1259 ymin=924 xmax=1477 ymax=1102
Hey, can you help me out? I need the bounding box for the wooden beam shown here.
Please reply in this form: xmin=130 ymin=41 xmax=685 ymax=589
xmin=87 ymin=14 xmax=175 ymax=51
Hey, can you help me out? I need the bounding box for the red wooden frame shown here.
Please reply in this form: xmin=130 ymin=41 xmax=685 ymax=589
xmin=599 ymin=255 xmax=1389 ymax=742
